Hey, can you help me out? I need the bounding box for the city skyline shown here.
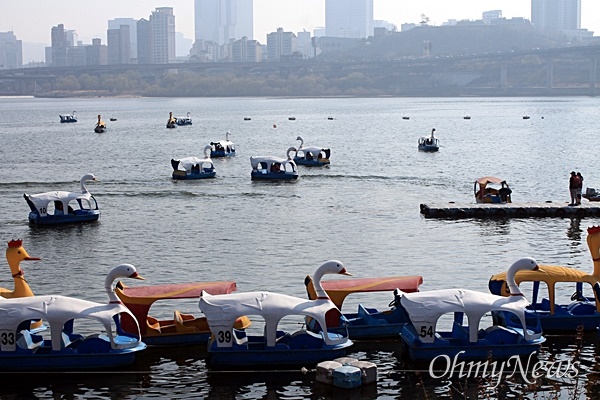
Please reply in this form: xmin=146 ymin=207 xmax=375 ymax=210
xmin=2 ymin=0 xmax=599 ymax=62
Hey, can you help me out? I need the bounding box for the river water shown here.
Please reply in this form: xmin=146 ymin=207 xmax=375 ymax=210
xmin=0 ymin=96 xmax=599 ymax=399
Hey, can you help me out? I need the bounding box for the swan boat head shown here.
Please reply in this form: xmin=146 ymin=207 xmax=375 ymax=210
xmin=1 ymin=239 xmax=40 ymax=298
xmin=311 ymin=260 xmax=352 ymax=299
xmin=203 ymin=144 xmax=212 ymax=159
xmin=80 ymin=173 xmax=97 ymax=193
xmin=286 ymin=147 xmax=298 ymax=160
xmin=105 ymin=264 xmax=144 ymax=303
xmin=587 ymin=226 xmax=600 ymax=277
xmin=506 ymin=257 xmax=540 ymax=296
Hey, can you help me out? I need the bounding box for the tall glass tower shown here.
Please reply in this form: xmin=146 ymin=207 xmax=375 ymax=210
xmin=325 ymin=0 xmax=373 ymax=39
xmin=195 ymin=0 xmax=253 ymax=45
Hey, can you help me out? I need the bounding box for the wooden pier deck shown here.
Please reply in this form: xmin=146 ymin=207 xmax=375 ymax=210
xmin=420 ymin=201 xmax=600 ymax=219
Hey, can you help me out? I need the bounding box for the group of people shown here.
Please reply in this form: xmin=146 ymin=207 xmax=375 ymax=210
xmin=569 ymin=171 xmax=584 ymax=206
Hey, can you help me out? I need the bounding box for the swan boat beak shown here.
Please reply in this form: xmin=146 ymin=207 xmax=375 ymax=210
xmin=340 ymin=268 xmax=352 ymax=276
xmin=129 ymin=272 xmax=145 ymax=280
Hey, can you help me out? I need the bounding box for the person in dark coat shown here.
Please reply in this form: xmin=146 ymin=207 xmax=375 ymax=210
xmin=569 ymin=171 xmax=580 ymax=206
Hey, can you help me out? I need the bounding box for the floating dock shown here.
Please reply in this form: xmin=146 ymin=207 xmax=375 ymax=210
xmin=420 ymin=202 xmax=600 ymax=219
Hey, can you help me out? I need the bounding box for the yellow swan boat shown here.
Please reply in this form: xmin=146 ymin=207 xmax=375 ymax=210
xmin=489 ymin=225 xmax=600 ymax=333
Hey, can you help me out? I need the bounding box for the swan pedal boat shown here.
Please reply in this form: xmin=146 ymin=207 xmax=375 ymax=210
xmin=474 ymin=176 xmax=512 ymax=204
xmin=198 ymin=260 xmax=354 ymax=369
xmin=23 ymin=174 xmax=100 ymax=226
xmin=251 ymin=149 xmax=299 ymax=181
xmin=176 ymin=112 xmax=192 ymax=126
xmin=210 ymin=132 xmax=236 ymax=157
xmin=294 ymin=136 xmax=331 ymax=166
xmin=94 ymin=115 xmax=106 ymax=133
xmin=171 ymin=158 xmax=216 ymax=180
xmin=0 ymin=264 xmax=147 ymax=371
xmin=489 ymin=225 xmax=600 ymax=333
xmin=418 ymin=129 xmax=439 ymax=152
xmin=166 ymin=112 xmax=177 ymax=129
xmin=115 ymin=280 xmax=250 ymax=346
xmin=399 ymin=258 xmax=545 ymax=362
xmin=59 ymin=112 xmax=77 ymax=123
xmin=304 ymin=275 xmax=423 ymax=339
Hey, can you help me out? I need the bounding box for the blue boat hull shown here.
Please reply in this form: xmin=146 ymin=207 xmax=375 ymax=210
xmin=293 ymin=157 xmax=330 ymax=167
xmin=172 ymin=172 xmax=216 ymax=180
xmin=400 ymin=324 xmax=543 ymax=362
xmin=308 ymin=306 xmax=409 ymax=339
xmin=207 ymin=331 xmax=352 ymax=369
xmin=493 ymin=304 xmax=600 ymax=333
xmin=211 ymin=150 xmax=235 ymax=158
xmin=251 ymin=172 xmax=298 ymax=181
xmin=0 ymin=344 xmax=146 ymax=371
xmin=418 ymin=145 xmax=439 ymax=152
xmin=28 ymin=210 xmax=100 ymax=226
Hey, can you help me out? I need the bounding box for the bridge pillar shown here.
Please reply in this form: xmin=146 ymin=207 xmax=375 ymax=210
xmin=590 ymin=57 xmax=597 ymax=97
xmin=546 ymin=60 xmax=554 ymax=93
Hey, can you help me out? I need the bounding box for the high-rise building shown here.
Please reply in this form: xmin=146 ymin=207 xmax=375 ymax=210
xmin=0 ymin=31 xmax=22 ymax=69
xmin=150 ymin=7 xmax=176 ymax=64
xmin=50 ymin=24 xmax=68 ymax=66
xmin=325 ymin=0 xmax=373 ymax=39
xmin=266 ymin=28 xmax=296 ymax=62
xmin=86 ymin=38 xmax=108 ymax=66
xmin=108 ymin=18 xmax=138 ymax=59
xmin=194 ymin=0 xmax=253 ymax=45
xmin=107 ymin=25 xmax=131 ymax=65
xmin=137 ymin=19 xmax=152 ymax=64
xmin=231 ymin=36 xmax=261 ymax=62
xmin=531 ymin=0 xmax=581 ymax=36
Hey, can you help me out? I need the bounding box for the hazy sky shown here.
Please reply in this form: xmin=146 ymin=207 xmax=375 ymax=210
xmin=2 ymin=0 xmax=599 ymax=60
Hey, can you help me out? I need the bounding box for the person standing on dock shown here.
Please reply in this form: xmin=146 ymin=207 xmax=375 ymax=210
xmin=577 ymin=172 xmax=584 ymax=205
xmin=569 ymin=171 xmax=580 ymax=206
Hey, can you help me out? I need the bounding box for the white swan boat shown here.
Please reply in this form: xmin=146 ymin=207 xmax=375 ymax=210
xmin=418 ymin=128 xmax=439 ymax=152
xmin=294 ymin=136 xmax=331 ymax=166
xmin=398 ymin=258 xmax=545 ymax=362
xmin=250 ymin=148 xmax=299 ymax=181
xmin=171 ymin=145 xmax=216 ymax=180
xmin=198 ymin=260 xmax=354 ymax=369
xmin=0 ymin=264 xmax=147 ymax=371
xmin=210 ymin=131 xmax=236 ymax=157
xmin=23 ymin=174 xmax=100 ymax=226
xmin=59 ymin=112 xmax=77 ymax=123
xmin=176 ymin=112 xmax=192 ymax=126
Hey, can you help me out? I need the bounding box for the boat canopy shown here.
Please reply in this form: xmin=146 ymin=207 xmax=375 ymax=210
xmin=296 ymin=146 xmax=331 ymax=159
xmin=116 ymin=281 xmax=238 ymax=305
xmin=250 ymin=156 xmax=297 ymax=172
xmin=305 ymin=275 xmax=423 ymax=309
xmin=171 ymin=157 xmax=214 ymax=172
xmin=0 ymin=295 xmax=141 ymax=352
xmin=399 ymin=288 xmax=534 ymax=343
xmin=199 ymin=291 xmax=345 ymax=348
xmin=24 ymin=191 xmax=96 ymax=215
xmin=489 ymin=264 xmax=600 ymax=313
xmin=475 ymin=176 xmax=504 ymax=186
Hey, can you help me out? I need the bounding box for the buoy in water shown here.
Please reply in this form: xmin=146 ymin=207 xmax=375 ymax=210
xmin=273 ymin=124 xmax=277 ymax=128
